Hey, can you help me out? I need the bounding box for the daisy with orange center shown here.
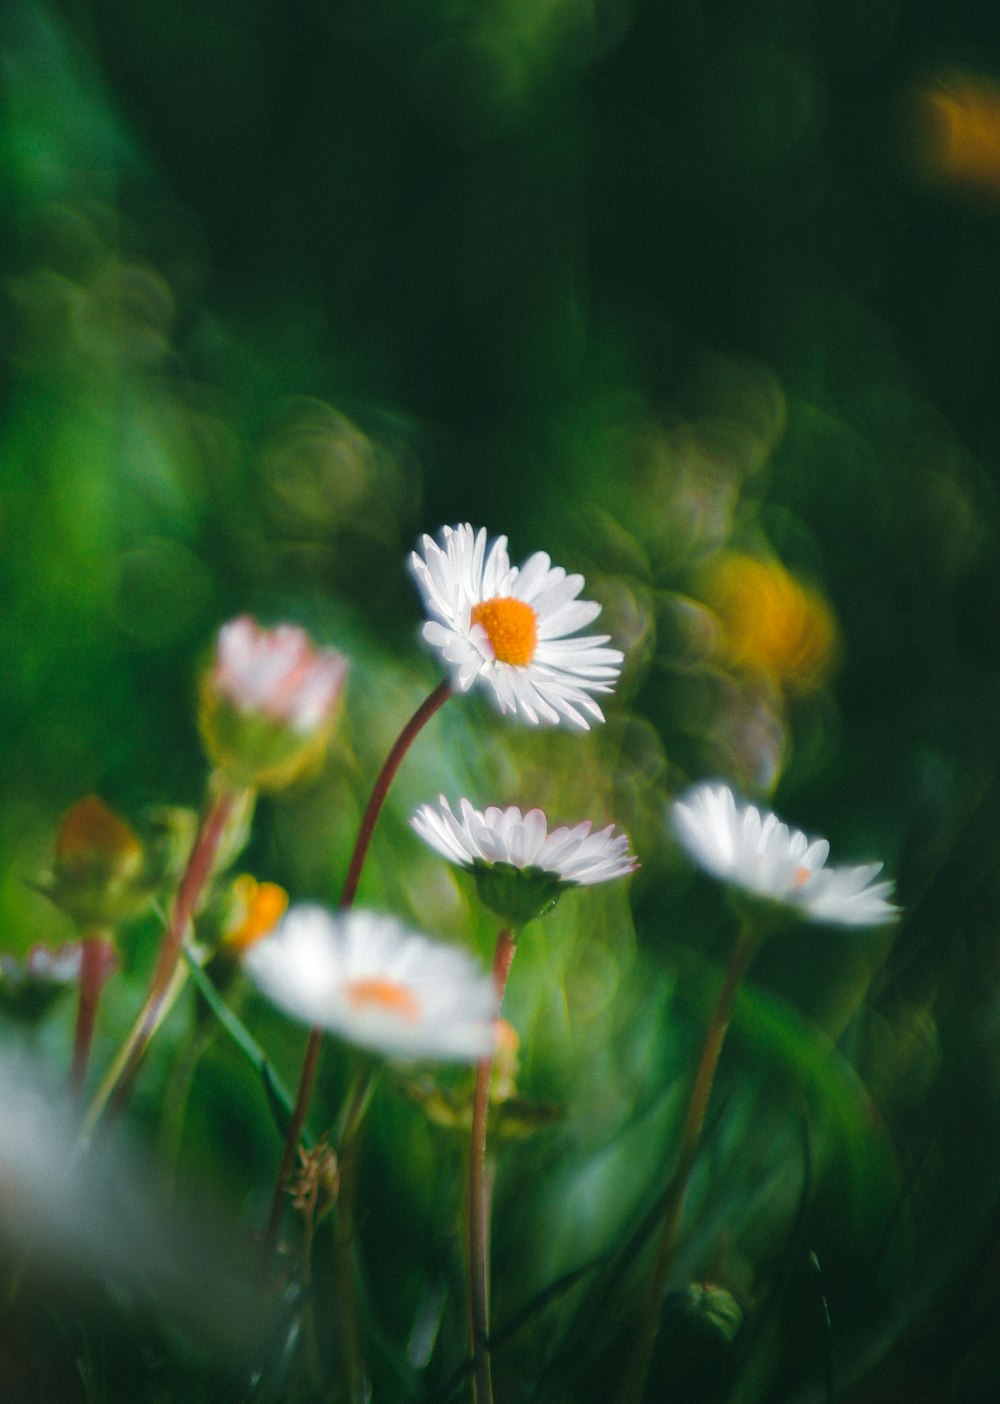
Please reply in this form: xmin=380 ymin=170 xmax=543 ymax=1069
xmin=410 ymin=523 xmax=623 ymax=728
xmin=671 ymin=781 xmax=898 ymax=926
xmin=245 ymin=907 xmax=498 ymax=1062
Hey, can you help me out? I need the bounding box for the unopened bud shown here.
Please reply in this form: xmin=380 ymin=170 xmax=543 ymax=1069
xmin=36 ymin=797 xmax=155 ymax=930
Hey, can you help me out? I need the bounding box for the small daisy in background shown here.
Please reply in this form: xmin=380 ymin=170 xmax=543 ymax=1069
xmin=200 ymin=616 xmax=349 ymax=790
xmin=410 ymin=523 xmax=623 ymax=729
xmin=0 ymin=943 xmax=86 ymax=1024
xmin=671 ymin=781 xmax=898 ymax=927
xmin=412 ymin=795 xmax=637 ymax=926
xmin=245 ymin=906 xmax=498 ymax=1063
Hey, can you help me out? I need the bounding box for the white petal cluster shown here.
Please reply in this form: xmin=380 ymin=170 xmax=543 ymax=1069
xmin=211 ymin=616 xmax=348 ymax=735
xmin=411 ymin=797 xmax=638 ymax=886
xmin=245 ymin=906 xmax=498 ymax=1062
xmin=409 ymin=524 xmax=623 ymax=729
xmin=671 ymin=782 xmax=898 ymax=927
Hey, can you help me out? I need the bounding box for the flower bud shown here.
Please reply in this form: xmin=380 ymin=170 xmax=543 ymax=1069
xmin=199 ymin=616 xmax=349 ymax=790
xmin=194 ymin=874 xmax=288 ymax=1010
xmin=35 ymin=797 xmax=156 ymax=930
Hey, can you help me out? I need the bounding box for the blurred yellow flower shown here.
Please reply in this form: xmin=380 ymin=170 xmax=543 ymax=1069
xmin=702 ymin=553 xmax=837 ymax=691
xmin=912 ymin=72 xmax=1000 ymax=196
xmin=221 ymin=875 xmax=289 ymax=954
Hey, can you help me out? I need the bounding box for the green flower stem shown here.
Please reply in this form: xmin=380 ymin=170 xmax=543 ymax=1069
xmin=77 ymin=958 xmax=190 ymax=1144
xmin=157 ymin=1017 xmax=217 ymax=1195
xmin=617 ymin=922 xmax=760 ymax=1404
xmin=103 ymin=780 xmax=249 ymax=1124
xmin=264 ymin=679 xmax=453 ymax=1249
xmin=70 ymin=929 xmax=114 ymax=1095
xmin=264 ymin=1025 xmax=324 ymax=1251
xmin=181 ymin=946 xmax=296 ymax=1121
xmin=469 ymin=926 xmax=517 ymax=1404
xmin=333 ymin=1064 xmax=379 ymax=1404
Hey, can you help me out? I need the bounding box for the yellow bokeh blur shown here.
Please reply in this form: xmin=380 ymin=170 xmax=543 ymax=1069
xmin=701 ymin=552 xmax=838 ymax=692
xmin=911 ymin=71 xmax=1000 ymax=196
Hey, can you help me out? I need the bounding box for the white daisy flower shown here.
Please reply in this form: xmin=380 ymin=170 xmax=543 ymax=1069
xmin=412 ymin=797 xmax=637 ymax=926
xmin=671 ymin=781 xmax=899 ymax=927
xmin=245 ymin=906 xmax=498 ymax=1062
xmin=412 ymin=797 xmax=638 ymax=885
xmin=409 ymin=523 xmax=623 ymax=729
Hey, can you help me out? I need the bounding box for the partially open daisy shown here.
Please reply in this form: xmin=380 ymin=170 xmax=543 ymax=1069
xmin=671 ymin=781 xmax=898 ymax=926
xmin=409 ymin=523 xmax=623 ymax=729
xmin=245 ymin=906 xmax=498 ymax=1062
xmin=200 ymin=617 xmax=349 ymax=788
xmin=411 ymin=796 xmax=638 ymax=925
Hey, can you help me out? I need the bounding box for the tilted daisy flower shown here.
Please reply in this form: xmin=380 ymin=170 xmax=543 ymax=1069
xmin=409 ymin=523 xmax=623 ymax=729
xmin=671 ymin=781 xmax=898 ymax=927
xmin=245 ymin=906 xmax=498 ymax=1062
xmin=411 ymin=796 xmax=638 ymax=926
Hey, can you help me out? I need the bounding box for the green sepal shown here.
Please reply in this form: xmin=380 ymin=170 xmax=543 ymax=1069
xmin=471 ymin=860 xmax=569 ymax=927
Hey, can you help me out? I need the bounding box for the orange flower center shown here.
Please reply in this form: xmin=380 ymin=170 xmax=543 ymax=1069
xmin=470 ymin=596 xmax=538 ymax=667
xmin=792 ymin=865 xmax=812 ymax=888
xmin=345 ymin=978 xmax=421 ymax=1021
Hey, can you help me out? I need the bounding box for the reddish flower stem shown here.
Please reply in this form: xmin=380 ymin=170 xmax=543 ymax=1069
xmin=263 ymin=678 xmax=453 ymax=1250
xmin=617 ymin=924 xmax=759 ymax=1404
xmin=469 ymin=927 xmax=517 ymax=1404
xmin=339 ymin=678 xmax=452 ymax=909
xmin=70 ymin=931 xmax=115 ymax=1095
xmin=105 ymin=782 xmax=244 ymax=1123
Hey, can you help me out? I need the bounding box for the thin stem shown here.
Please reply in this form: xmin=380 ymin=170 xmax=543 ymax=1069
xmin=264 ymin=1025 xmax=324 ymax=1250
xmin=339 ymin=678 xmax=452 ymax=910
xmin=300 ymin=1190 xmax=323 ymax=1395
xmin=103 ymin=780 xmax=246 ymax=1125
xmin=78 ymin=958 xmax=191 ymax=1144
xmin=334 ymin=1067 xmax=378 ymax=1404
xmin=469 ymin=927 xmax=517 ymax=1404
xmin=264 ymin=679 xmax=453 ymax=1248
xmin=158 ymin=1018 xmax=217 ymax=1195
xmin=617 ymin=924 xmax=759 ymax=1404
xmin=70 ymin=931 xmax=114 ymax=1095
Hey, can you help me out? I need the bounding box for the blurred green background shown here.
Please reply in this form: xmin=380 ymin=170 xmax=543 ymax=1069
xmin=3 ymin=0 xmax=1000 ymax=1399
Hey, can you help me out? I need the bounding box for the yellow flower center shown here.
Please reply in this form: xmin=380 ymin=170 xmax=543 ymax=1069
xmin=470 ymin=596 xmax=538 ymax=667
xmin=345 ymin=977 xmax=421 ymax=1021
